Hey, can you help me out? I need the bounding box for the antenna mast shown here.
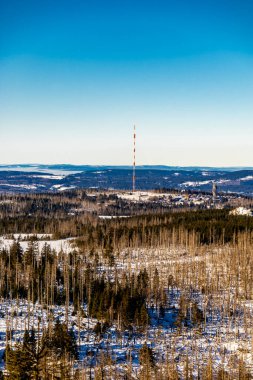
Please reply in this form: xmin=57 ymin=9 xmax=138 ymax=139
xmin=132 ymin=125 xmax=136 ymax=192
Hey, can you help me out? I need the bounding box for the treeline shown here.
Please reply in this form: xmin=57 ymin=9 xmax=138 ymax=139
xmin=2 ymin=209 xmax=253 ymax=248
xmin=0 ymin=192 xmax=84 ymax=216
xmin=75 ymin=209 xmax=253 ymax=251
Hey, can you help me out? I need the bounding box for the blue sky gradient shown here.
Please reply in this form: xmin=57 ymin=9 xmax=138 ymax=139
xmin=1 ymin=0 xmax=253 ymax=165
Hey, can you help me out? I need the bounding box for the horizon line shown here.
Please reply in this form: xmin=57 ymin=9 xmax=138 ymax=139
xmin=1 ymin=163 xmax=253 ymax=170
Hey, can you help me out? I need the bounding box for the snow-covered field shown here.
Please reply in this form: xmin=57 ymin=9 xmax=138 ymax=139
xmin=0 ymin=234 xmax=76 ymax=254
xmin=115 ymin=191 xmax=184 ymax=202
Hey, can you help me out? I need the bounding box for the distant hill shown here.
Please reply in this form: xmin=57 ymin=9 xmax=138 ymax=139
xmin=0 ymin=164 xmax=253 ymax=195
xmin=1 ymin=164 xmax=253 ymax=172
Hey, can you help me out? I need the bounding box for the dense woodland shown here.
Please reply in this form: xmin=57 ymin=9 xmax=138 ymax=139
xmin=0 ymin=192 xmax=252 ymax=378
xmin=2 ymin=202 xmax=253 ymax=245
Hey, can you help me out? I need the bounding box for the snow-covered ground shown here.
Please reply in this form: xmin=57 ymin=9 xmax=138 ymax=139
xmin=114 ymin=191 xmax=186 ymax=203
xmin=0 ymin=184 xmax=45 ymax=190
xmin=0 ymin=237 xmax=252 ymax=377
xmin=31 ymin=175 xmax=65 ymax=180
xmin=0 ymin=294 xmax=251 ymax=377
xmin=229 ymin=207 xmax=253 ymax=216
xmin=51 ymin=184 xmax=77 ymax=191
xmin=0 ymin=235 xmax=76 ymax=254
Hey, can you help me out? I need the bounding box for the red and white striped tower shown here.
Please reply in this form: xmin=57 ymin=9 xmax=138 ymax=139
xmin=133 ymin=125 xmax=136 ymax=192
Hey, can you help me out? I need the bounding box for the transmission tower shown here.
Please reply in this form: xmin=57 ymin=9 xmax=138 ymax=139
xmin=212 ymin=182 xmax=217 ymax=199
xmin=132 ymin=126 xmax=136 ymax=192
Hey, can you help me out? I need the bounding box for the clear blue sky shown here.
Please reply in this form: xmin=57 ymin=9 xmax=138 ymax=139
xmin=1 ymin=0 xmax=253 ymax=166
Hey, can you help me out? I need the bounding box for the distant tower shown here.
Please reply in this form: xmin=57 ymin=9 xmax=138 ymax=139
xmin=212 ymin=182 xmax=217 ymax=199
xmin=132 ymin=126 xmax=136 ymax=192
